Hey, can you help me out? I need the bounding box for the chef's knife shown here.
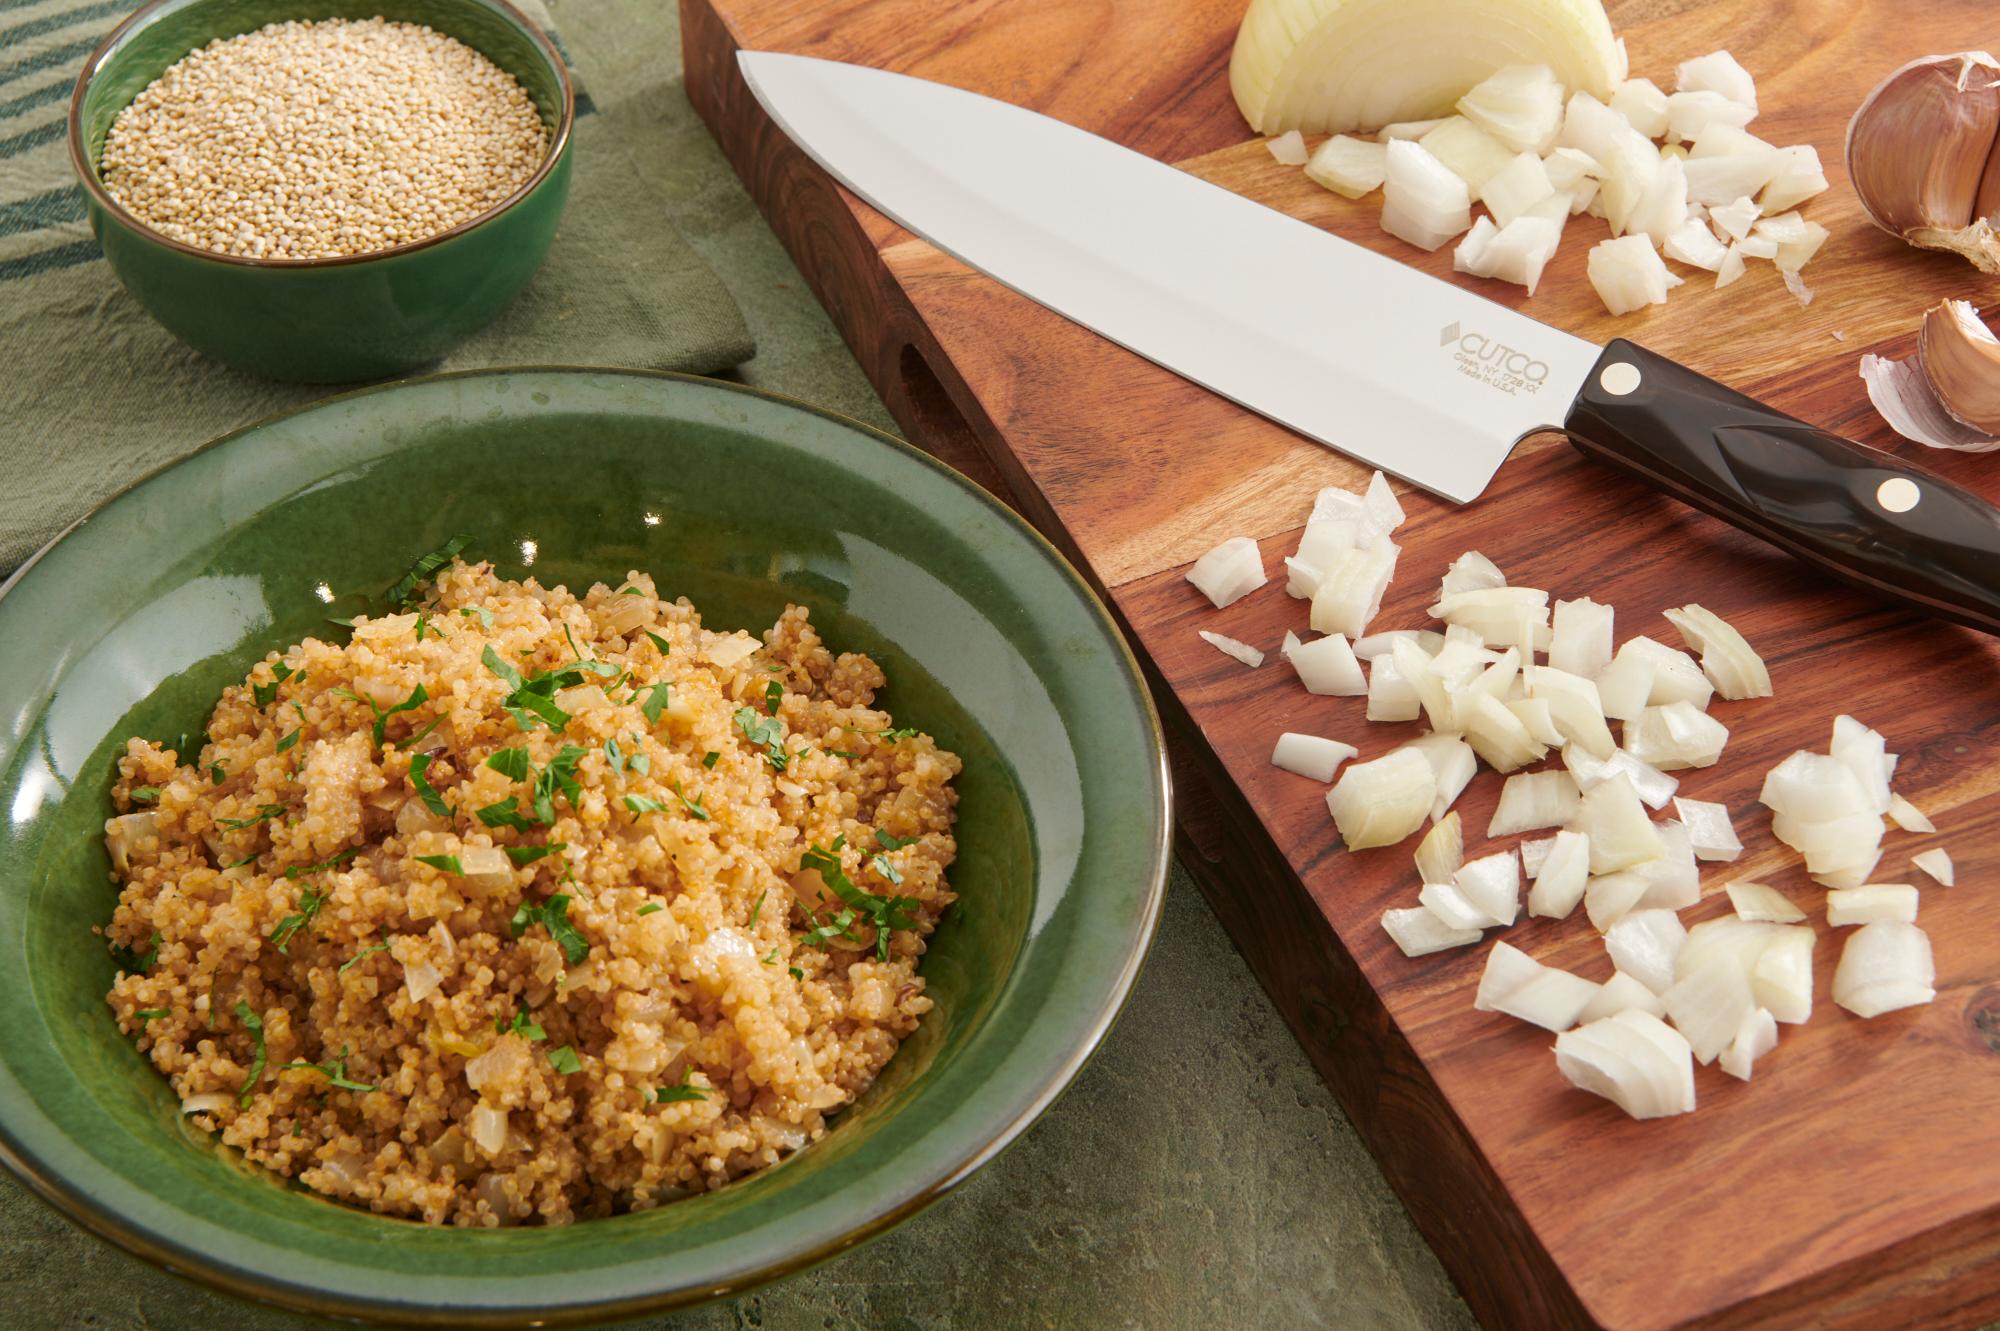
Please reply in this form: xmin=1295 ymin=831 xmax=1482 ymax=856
xmin=738 ymin=52 xmax=2000 ymax=635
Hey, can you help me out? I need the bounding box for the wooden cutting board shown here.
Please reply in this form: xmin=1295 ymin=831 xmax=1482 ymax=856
xmin=679 ymin=2 xmax=2000 ymax=1326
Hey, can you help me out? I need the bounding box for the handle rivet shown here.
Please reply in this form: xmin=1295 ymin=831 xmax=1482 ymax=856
xmin=1876 ymin=477 xmax=1920 ymax=513
xmin=1599 ymin=362 xmax=1641 ymax=396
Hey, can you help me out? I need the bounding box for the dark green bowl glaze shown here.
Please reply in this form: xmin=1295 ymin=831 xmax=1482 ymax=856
xmin=0 ymin=370 xmax=1170 ymax=1326
xmin=67 ymin=0 xmax=575 ymax=384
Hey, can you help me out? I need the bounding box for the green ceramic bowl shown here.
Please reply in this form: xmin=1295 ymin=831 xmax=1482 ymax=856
xmin=67 ymin=0 xmax=575 ymax=384
xmin=0 ymin=369 xmax=1170 ymax=1325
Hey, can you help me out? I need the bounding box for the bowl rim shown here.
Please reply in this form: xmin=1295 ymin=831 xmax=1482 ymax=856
xmin=0 ymin=366 xmax=1174 ymax=1327
xmin=65 ymin=0 xmax=577 ymax=270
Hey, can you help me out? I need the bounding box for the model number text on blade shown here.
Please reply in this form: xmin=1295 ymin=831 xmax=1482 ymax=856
xmin=1438 ymin=321 xmax=1550 ymax=397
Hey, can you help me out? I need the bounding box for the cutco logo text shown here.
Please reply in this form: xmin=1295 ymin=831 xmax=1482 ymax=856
xmin=1438 ymin=321 xmax=1549 ymax=396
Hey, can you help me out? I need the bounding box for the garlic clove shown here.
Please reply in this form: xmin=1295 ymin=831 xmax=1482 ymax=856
xmin=1845 ymin=52 xmax=2000 ymax=272
xmin=1916 ymin=299 xmax=2000 ymax=434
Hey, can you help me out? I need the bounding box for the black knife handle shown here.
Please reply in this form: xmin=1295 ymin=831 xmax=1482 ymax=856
xmin=1563 ymin=339 xmax=2000 ymax=637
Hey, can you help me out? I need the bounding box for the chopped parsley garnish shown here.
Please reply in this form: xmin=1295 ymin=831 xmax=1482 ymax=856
xmin=875 ymin=829 xmax=920 ymax=851
xmin=748 ymin=889 xmax=767 ymax=928
xmin=407 ymin=752 xmax=452 ymax=818
xmin=532 ymin=746 xmax=586 ymax=824
xmin=546 ymin=1044 xmax=583 ymax=1076
xmin=603 ymin=737 xmax=626 ymax=773
xmin=459 ymin=605 xmax=495 ymax=629
xmin=636 ymin=902 xmax=663 ymax=916
xmin=130 ymin=786 xmax=160 ymax=804
xmin=484 ymin=647 xmax=585 ymax=733
xmin=278 ymin=1045 xmax=375 ymax=1093
xmin=335 ymin=683 xmax=429 ymax=748
xmin=846 ymin=724 xmax=921 ymax=742
xmin=764 ymin=679 xmax=783 ymax=714
xmin=275 ymin=727 xmax=300 ymax=754
xmin=617 ymin=585 xmax=644 ymax=597
xmin=415 ymin=854 xmax=463 ymax=875
xmin=269 ymin=885 xmax=329 ymax=953
xmin=733 ymin=707 xmax=788 ymax=771
xmin=209 ymin=763 xmax=227 ymax=785
xmin=623 ymin=794 xmax=665 ymax=815
xmin=338 ymin=942 xmax=390 ymax=975
xmin=760 ymin=947 xmax=778 ymax=965
xmin=797 ymin=905 xmax=859 ymax=949
xmin=235 ymin=1001 xmax=267 ymax=1107
xmin=252 ymin=663 xmax=296 ymax=708
xmin=385 ymin=534 xmax=471 ymax=608
xmin=512 ymin=893 xmax=589 ymax=964
xmin=485 ymin=747 xmax=532 ymax=781
xmin=637 ymin=682 xmax=673 ymax=726
xmin=226 ymin=854 xmax=260 ymax=869
xmin=414 ymin=613 xmax=446 ymax=642
xmin=629 ymin=748 xmax=651 ymax=775
xmin=284 ymin=848 xmax=358 ymax=879
xmin=673 ymin=783 xmax=711 ymax=822
xmin=504 ymin=843 xmax=565 ymax=865
xmin=831 ymin=750 xmax=862 ymax=760
xmin=563 ymin=624 xmax=620 ymax=678
xmin=650 ymin=1071 xmax=707 ymax=1104
xmin=702 ymin=751 xmax=720 ymax=769
xmin=496 ymin=1005 xmax=546 ymax=1040
xmin=397 ymin=713 xmax=448 ymax=750
xmin=218 ymin=803 xmax=287 ymax=831
xmin=133 ymin=1008 xmax=170 ymax=1022
xmin=789 ymin=966 xmax=804 ymax=980
xmin=644 ymin=630 xmax=671 ymax=654
xmin=477 ymin=796 xmax=536 ymax=832
xmin=871 ymin=854 xmax=905 ymax=886
xmin=798 ymin=842 xmax=920 ymax=962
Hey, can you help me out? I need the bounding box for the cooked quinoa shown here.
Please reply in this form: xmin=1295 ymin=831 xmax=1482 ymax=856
xmin=101 ymin=560 xmax=959 ymax=1225
xmin=99 ymin=18 xmax=550 ymax=260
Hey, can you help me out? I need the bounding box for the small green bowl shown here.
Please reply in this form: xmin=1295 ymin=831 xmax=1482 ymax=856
xmin=0 ymin=369 xmax=1170 ymax=1325
xmin=67 ymin=0 xmax=575 ymax=384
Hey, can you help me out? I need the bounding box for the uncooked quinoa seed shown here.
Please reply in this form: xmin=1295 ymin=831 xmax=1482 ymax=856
xmin=99 ymin=18 xmax=550 ymax=260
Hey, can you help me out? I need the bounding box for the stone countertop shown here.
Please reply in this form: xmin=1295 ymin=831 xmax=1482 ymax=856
xmin=0 ymin=3 xmax=1472 ymax=1326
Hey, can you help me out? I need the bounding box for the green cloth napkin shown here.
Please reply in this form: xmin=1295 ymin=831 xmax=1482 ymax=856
xmin=0 ymin=0 xmax=755 ymax=574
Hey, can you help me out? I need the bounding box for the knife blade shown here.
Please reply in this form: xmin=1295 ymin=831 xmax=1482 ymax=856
xmin=739 ymin=51 xmax=2000 ymax=635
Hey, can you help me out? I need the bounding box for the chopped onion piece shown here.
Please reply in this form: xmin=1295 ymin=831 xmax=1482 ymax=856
xmin=1782 ymin=268 xmax=1815 ymax=307
xmin=1662 ymin=216 xmax=1730 ymax=270
xmin=1832 ymin=921 xmax=1935 ymax=1018
xmin=1186 ymin=536 xmax=1266 ymax=608
xmin=1714 ymin=243 xmax=1747 ymax=289
xmin=1415 ymin=810 xmax=1463 ymax=884
xmin=1354 ymin=628 xmax=1442 ymax=660
xmin=1528 ymin=829 xmax=1591 ymax=919
xmin=1327 ymin=747 xmax=1435 ymax=850
xmin=1575 ymin=773 xmax=1663 ymax=873
xmin=1284 ymin=631 xmax=1367 ymax=695
xmin=1379 ymin=119 xmax=1448 ymax=142
xmin=1631 ymin=637 xmax=1715 ymax=710
xmin=1401 ymin=731 xmax=1479 ymax=821
xmin=1520 ymin=836 xmax=1557 ymax=878
xmin=1913 ymin=847 xmax=1955 ymax=886
xmin=1760 ymin=145 xmax=1829 ymax=215
xmin=1580 ymin=970 xmax=1667 ymax=1021
xmin=1271 ymin=732 xmax=1359 ymax=782
xmin=1710 ymin=195 xmax=1760 ymax=241
xmin=1382 ymin=138 xmax=1474 ymax=250
xmin=1382 ymin=906 xmax=1481 ymax=958
xmin=1476 ymin=941 xmax=1596 ymax=1032
xmin=1663 ymin=956 xmax=1757 ymax=1064
xmin=1488 ymin=770 xmax=1580 ymax=837
xmin=1198 ymin=630 xmax=1265 ymax=668
xmin=1547 ymin=597 xmax=1613 ymax=679
xmin=1586 ymin=234 xmax=1675 ymax=315
xmin=1624 ymin=700 xmax=1728 ymax=770
xmin=1681 ymin=126 xmax=1782 ymax=206
xmin=1675 ymin=50 xmax=1757 ymax=112
xmin=1626 ymin=154 xmax=1689 ymax=245
xmin=1761 ymin=750 xmax=1875 ymax=820
xmin=1454 ymin=851 xmax=1521 ymax=928
xmin=1888 ymin=793 xmax=1936 ymax=834
xmin=1718 ymin=1007 xmax=1778 ymax=1081
xmin=1673 ymin=797 xmax=1743 ymax=860
xmin=1604 ymin=909 xmax=1688 ymax=994
xmin=1726 ymin=881 xmax=1805 ymax=923
xmin=1543 ymin=145 xmax=1601 ymax=193
xmin=1457 ymin=64 xmax=1566 ymax=154
xmin=1366 ymin=654 xmax=1422 ymax=722
xmin=1563 ymin=744 xmax=1678 ymax=809
xmin=1458 ymin=212 xmax=1565 ymax=294
xmin=1584 ymin=869 xmax=1649 ymax=932
xmin=1830 ymin=715 xmax=1895 ymax=815
xmin=1555 ymin=1010 xmax=1695 ymax=1119
xmin=1609 ymin=78 xmax=1669 ymax=137
xmin=1479 ymin=150 xmax=1558 ymax=227
xmin=1463 ymin=691 xmax=1548 ymax=773
xmin=1665 ymin=89 xmax=1754 ymax=143
xmin=1419 ymin=881 xmax=1495 ymax=931
xmin=1635 ymin=820 xmax=1700 ymax=911
xmin=1661 ymin=604 xmax=1772 ymax=699
xmin=1523 ymin=666 xmax=1615 ymax=758
xmin=1507 ymin=697 xmax=1566 ymax=749
xmin=1305 ymin=134 xmax=1390 ymax=198
xmin=1826 ymin=884 xmax=1919 ymax=927
xmin=1267 ymin=130 xmax=1309 ymax=165
xmin=1428 ymin=586 xmax=1549 ymax=651
xmin=1753 ymin=928 xmax=1815 ymax=1025
xmin=1417 ymin=117 xmax=1515 ymax=191
xmin=1362 ymin=470 xmax=1406 ymax=533
xmin=182 ymin=1091 xmax=236 ymax=1117
xmin=1309 ymin=539 xmax=1400 ymax=639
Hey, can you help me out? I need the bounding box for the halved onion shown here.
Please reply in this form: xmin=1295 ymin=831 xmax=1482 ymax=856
xmin=1527 ymin=829 xmax=1591 ymax=919
xmin=1488 ymin=770 xmax=1580 ymax=837
xmin=1832 ymin=920 xmax=1935 ymax=1018
xmin=1826 ymin=884 xmax=1919 ymax=927
xmin=1271 ymin=732 xmax=1360 ymax=782
xmin=1913 ymin=847 xmax=1955 ymax=886
xmin=1673 ymin=797 xmax=1743 ymax=860
xmin=1187 ymin=536 xmax=1267 ymax=608
xmin=1604 ymin=908 xmax=1687 ymax=994
xmin=1554 ymin=1009 xmax=1696 ymax=1119
xmin=1327 ymin=746 xmax=1436 ymax=849
xmin=1382 ymin=905 xmax=1481 ymax=957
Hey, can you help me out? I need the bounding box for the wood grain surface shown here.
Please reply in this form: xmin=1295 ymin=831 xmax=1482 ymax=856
xmin=681 ymin=1 xmax=2000 ymax=1326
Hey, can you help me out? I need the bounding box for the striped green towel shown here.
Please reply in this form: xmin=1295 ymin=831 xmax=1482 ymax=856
xmin=0 ymin=0 xmax=755 ymax=573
